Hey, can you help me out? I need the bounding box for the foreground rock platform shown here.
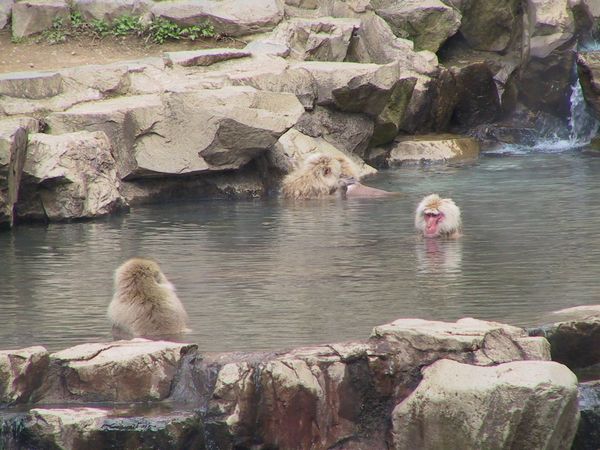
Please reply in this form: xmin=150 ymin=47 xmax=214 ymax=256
xmin=2 ymin=313 xmax=597 ymax=449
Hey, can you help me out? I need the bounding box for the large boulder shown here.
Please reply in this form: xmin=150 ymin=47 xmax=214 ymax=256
xmin=265 ymin=128 xmax=376 ymax=178
xmin=0 ymin=71 xmax=62 ymax=99
xmin=519 ymin=0 xmax=577 ymax=117
xmin=290 ymin=60 xmax=418 ymax=145
xmin=577 ymin=51 xmax=600 ymax=121
xmin=372 ymin=0 xmax=461 ymax=52
xmin=346 ymin=13 xmax=439 ymax=72
xmin=0 ymin=346 xmax=49 ymax=406
xmin=530 ymin=305 xmax=600 ymax=370
xmin=11 ymin=0 xmax=70 ymax=38
xmin=392 ymin=359 xmax=580 ymax=450
xmin=72 ymin=0 xmax=152 ymax=23
xmin=294 ymin=105 xmax=374 ymax=157
xmin=450 ymin=61 xmax=501 ymax=128
xmin=457 ymin=0 xmax=521 ymax=52
xmin=385 ymin=134 xmax=480 ymax=166
xmin=38 ymin=340 xmax=197 ymax=403
xmin=252 ymin=17 xmax=360 ymax=61
xmin=45 ymin=87 xmax=304 ymax=179
xmin=0 ymin=0 xmax=12 ymax=29
xmin=0 ymin=117 xmax=37 ymax=227
xmin=1 ymin=407 xmax=203 ymax=450
xmin=573 ymin=380 xmax=600 ymax=450
xmin=17 ymin=131 xmax=127 ymax=221
xmin=150 ymin=0 xmax=285 ymax=37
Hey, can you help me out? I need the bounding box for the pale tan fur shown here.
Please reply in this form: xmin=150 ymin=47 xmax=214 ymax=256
xmin=335 ymin=155 xmax=398 ymax=198
xmin=415 ymin=194 xmax=462 ymax=238
xmin=108 ymin=258 xmax=189 ymax=338
xmin=281 ymin=153 xmax=345 ymax=199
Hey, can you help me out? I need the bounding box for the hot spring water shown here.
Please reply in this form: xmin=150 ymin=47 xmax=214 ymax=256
xmin=2 ymin=150 xmax=600 ymax=352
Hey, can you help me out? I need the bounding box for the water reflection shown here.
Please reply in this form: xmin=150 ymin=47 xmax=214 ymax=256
xmin=2 ymin=151 xmax=600 ymax=352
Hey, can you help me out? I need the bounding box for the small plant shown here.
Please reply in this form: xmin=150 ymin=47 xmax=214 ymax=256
xmin=148 ymin=17 xmax=182 ymax=44
xmin=70 ymin=11 xmax=85 ymax=30
xmin=10 ymin=35 xmax=25 ymax=44
xmin=42 ymin=16 xmax=67 ymax=44
xmin=90 ymin=18 xmax=111 ymax=37
xmin=147 ymin=18 xmax=215 ymax=44
xmin=112 ymin=15 xmax=143 ymax=37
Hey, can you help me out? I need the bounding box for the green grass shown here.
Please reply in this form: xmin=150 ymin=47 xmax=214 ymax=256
xmin=32 ymin=10 xmax=216 ymax=45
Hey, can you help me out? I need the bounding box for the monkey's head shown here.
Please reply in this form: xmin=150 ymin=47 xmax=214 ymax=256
xmin=415 ymin=194 xmax=462 ymax=238
xmin=115 ymin=258 xmax=169 ymax=288
xmin=304 ymin=153 xmax=344 ymax=192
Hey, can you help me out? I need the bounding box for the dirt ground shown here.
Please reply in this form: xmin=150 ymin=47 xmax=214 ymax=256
xmin=0 ymin=29 xmax=245 ymax=73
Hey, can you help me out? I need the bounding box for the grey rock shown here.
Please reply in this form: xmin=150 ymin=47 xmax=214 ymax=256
xmin=46 ymin=88 xmax=304 ymax=179
xmin=459 ymin=0 xmax=521 ymax=52
xmin=163 ymin=48 xmax=251 ymax=67
xmin=11 ymin=0 xmax=70 ymax=38
xmin=151 ymin=0 xmax=284 ymax=37
xmin=386 ymin=134 xmax=480 ymax=166
xmin=577 ymin=52 xmax=600 ymax=121
xmin=0 ymin=346 xmax=49 ymax=405
xmin=39 ymin=339 xmax=197 ymax=404
xmin=392 ymin=359 xmax=580 ymax=450
xmin=19 ymin=131 xmax=127 ymax=221
xmin=0 ymin=118 xmax=36 ymax=227
xmin=0 ymin=71 xmax=62 ymax=99
xmin=260 ymin=17 xmax=360 ymax=61
xmin=0 ymin=0 xmax=12 ymax=29
xmin=294 ymin=105 xmax=374 ymax=157
xmin=373 ymin=0 xmax=461 ymax=52
xmin=72 ymin=0 xmax=152 ymax=23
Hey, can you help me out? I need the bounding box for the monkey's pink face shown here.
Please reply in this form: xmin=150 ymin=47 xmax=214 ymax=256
xmin=423 ymin=210 xmax=445 ymax=238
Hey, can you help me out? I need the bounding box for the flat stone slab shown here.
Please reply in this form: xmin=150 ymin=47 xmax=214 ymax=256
xmin=163 ymin=48 xmax=251 ymax=67
xmin=0 ymin=71 xmax=62 ymax=99
xmin=386 ymin=134 xmax=480 ymax=165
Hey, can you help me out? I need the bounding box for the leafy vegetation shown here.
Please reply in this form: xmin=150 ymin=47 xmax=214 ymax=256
xmin=32 ymin=10 xmax=216 ymax=45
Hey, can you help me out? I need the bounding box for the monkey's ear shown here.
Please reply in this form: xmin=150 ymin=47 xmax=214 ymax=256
xmin=324 ymin=167 xmax=331 ymax=176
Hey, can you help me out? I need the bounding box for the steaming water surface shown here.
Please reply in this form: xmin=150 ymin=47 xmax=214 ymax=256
xmin=2 ymin=150 xmax=600 ymax=352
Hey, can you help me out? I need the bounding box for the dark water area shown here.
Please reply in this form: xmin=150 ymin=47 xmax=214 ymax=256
xmin=2 ymin=150 xmax=600 ymax=352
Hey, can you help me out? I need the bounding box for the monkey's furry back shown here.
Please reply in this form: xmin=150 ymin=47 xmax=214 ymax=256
xmin=108 ymin=258 xmax=189 ymax=337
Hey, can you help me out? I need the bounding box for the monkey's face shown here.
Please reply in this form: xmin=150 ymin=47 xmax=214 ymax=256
xmin=416 ymin=195 xmax=461 ymax=238
xmin=422 ymin=208 xmax=445 ymax=237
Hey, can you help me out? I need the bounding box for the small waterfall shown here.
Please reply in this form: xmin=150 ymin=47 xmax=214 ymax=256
xmin=493 ymin=75 xmax=599 ymax=155
xmin=566 ymin=77 xmax=598 ymax=145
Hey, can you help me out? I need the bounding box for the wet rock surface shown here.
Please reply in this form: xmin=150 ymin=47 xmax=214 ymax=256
xmin=0 ymin=316 xmax=580 ymax=449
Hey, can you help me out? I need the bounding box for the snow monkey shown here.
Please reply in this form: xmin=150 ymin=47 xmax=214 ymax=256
xmin=108 ymin=258 xmax=190 ymax=338
xmin=415 ymin=194 xmax=462 ymax=238
xmin=281 ymin=153 xmax=346 ymax=199
xmin=335 ymin=155 xmax=398 ymax=198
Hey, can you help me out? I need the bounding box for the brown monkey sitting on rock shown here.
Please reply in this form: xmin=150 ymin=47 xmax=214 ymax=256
xmin=108 ymin=258 xmax=190 ymax=339
xmin=415 ymin=194 xmax=462 ymax=239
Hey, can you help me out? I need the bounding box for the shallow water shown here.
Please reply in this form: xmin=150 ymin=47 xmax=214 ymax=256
xmin=2 ymin=150 xmax=600 ymax=352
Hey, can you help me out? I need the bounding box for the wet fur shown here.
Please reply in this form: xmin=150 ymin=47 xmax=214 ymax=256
xmin=108 ymin=258 xmax=189 ymax=338
xmin=281 ymin=154 xmax=345 ymax=199
xmin=415 ymin=194 xmax=462 ymax=238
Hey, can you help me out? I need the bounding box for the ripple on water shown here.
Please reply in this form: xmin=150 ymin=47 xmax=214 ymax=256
xmin=2 ymin=151 xmax=600 ymax=351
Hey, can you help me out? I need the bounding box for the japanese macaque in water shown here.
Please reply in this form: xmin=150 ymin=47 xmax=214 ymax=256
xmin=108 ymin=258 xmax=190 ymax=338
xmin=335 ymin=155 xmax=397 ymax=198
xmin=415 ymin=194 xmax=462 ymax=238
xmin=281 ymin=153 xmax=346 ymax=199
